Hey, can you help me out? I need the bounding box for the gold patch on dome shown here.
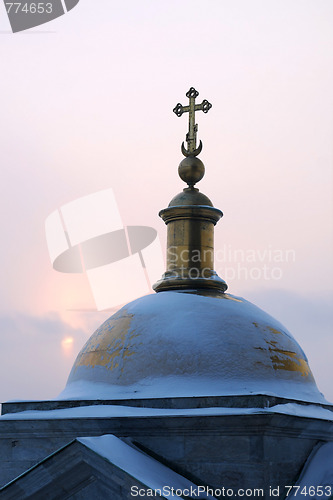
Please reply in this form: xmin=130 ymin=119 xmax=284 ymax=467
xmin=253 ymin=322 xmax=312 ymax=377
xmin=224 ymin=295 xmax=243 ymax=303
xmin=73 ymin=311 xmax=143 ymax=375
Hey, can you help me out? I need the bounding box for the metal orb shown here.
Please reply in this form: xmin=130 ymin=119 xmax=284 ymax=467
xmin=178 ymin=156 xmax=205 ymax=186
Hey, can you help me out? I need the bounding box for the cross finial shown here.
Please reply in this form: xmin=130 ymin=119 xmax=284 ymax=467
xmin=173 ymin=87 xmax=212 ymax=157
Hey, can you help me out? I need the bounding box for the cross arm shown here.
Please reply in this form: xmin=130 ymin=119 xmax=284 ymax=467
xmin=194 ymin=100 xmax=212 ymax=113
xmin=173 ymin=104 xmax=190 ymax=117
xmin=173 ymin=100 xmax=211 ymax=117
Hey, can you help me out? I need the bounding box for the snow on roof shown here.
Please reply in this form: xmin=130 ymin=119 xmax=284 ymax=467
xmin=62 ymin=291 xmax=328 ymax=405
xmin=78 ymin=434 xmax=216 ymax=499
xmin=59 ymin=377 xmax=331 ymax=405
xmin=286 ymin=441 xmax=333 ymax=499
xmin=1 ymin=403 xmax=332 ymax=421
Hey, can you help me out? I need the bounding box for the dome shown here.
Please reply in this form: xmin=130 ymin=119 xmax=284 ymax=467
xmin=168 ymin=187 xmax=213 ymax=207
xmin=61 ymin=290 xmax=327 ymax=404
xmin=60 ymin=88 xmax=327 ymax=407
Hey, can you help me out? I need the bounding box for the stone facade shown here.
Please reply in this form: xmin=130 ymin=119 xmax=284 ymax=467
xmin=0 ymin=397 xmax=332 ymax=498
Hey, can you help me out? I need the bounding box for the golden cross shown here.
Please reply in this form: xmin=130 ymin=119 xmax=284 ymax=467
xmin=173 ymin=87 xmax=212 ymax=157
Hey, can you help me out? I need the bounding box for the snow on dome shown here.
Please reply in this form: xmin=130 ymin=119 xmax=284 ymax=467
xmin=60 ymin=290 xmax=327 ymax=404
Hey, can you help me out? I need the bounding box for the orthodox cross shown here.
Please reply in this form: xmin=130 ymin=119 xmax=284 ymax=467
xmin=173 ymin=87 xmax=212 ymax=157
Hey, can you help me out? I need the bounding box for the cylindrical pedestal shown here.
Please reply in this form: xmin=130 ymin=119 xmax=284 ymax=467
xmin=153 ymin=205 xmax=227 ymax=292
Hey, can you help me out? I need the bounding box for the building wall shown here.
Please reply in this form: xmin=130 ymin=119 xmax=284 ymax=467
xmin=0 ymin=412 xmax=332 ymax=494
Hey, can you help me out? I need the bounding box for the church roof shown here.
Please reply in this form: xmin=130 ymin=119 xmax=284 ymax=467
xmin=61 ymin=88 xmax=329 ymax=406
xmin=285 ymin=442 xmax=333 ymax=499
xmin=1 ymin=402 xmax=333 ymax=421
xmin=0 ymin=434 xmax=216 ymax=499
xmin=61 ymin=290 xmax=328 ymax=405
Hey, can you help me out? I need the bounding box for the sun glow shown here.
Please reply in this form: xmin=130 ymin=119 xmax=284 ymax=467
xmin=61 ymin=337 xmax=74 ymax=355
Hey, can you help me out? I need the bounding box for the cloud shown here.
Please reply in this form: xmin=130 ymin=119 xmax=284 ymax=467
xmin=0 ymin=311 xmax=89 ymax=403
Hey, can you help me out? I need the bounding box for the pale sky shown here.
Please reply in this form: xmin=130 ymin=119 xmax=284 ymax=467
xmin=0 ymin=0 xmax=332 ymax=402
